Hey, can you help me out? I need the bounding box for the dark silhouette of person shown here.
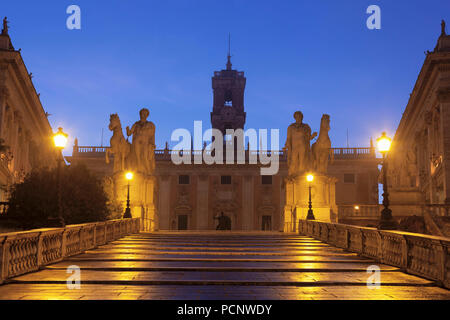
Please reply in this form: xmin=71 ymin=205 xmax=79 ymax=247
xmin=215 ymin=212 xmax=231 ymax=230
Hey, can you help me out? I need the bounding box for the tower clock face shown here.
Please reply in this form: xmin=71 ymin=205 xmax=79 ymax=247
xmin=221 ymin=106 xmax=236 ymax=121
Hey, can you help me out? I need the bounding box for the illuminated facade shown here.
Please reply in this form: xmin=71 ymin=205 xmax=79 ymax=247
xmin=68 ymin=59 xmax=380 ymax=231
xmin=0 ymin=19 xmax=58 ymax=203
xmin=386 ymin=21 xmax=450 ymax=224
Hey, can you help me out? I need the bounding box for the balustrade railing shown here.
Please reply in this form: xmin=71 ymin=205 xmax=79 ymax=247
xmin=423 ymin=204 xmax=450 ymax=217
xmin=298 ymin=219 xmax=450 ymax=289
xmin=74 ymin=146 xmax=377 ymax=161
xmin=0 ymin=218 xmax=140 ymax=284
xmin=338 ymin=204 xmax=380 ymax=219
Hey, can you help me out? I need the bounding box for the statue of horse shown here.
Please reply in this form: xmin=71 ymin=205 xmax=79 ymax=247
xmin=106 ymin=114 xmax=131 ymax=173
xmin=311 ymin=114 xmax=331 ymax=174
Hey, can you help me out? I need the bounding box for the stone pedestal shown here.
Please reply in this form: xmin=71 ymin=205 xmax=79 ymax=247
xmin=284 ymin=174 xmax=338 ymax=232
xmin=113 ymin=172 xmax=158 ymax=232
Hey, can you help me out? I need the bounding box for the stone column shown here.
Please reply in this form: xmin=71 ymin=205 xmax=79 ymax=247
xmin=242 ymin=175 xmax=254 ymax=230
xmin=158 ymin=175 xmax=171 ymax=230
xmin=10 ymin=111 xmax=19 ymax=174
xmin=284 ymin=178 xmax=294 ymax=232
xmin=196 ymin=174 xmax=209 ymax=230
xmin=438 ymin=90 xmax=450 ymax=203
xmin=279 ymin=176 xmax=285 ymax=232
xmin=0 ymin=85 xmax=8 ymax=139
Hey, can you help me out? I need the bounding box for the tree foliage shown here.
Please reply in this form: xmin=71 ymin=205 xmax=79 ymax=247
xmin=7 ymin=164 xmax=110 ymax=229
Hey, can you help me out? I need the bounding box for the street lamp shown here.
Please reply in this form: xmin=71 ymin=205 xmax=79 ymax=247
xmin=376 ymin=132 xmax=397 ymax=230
xmin=53 ymin=127 xmax=68 ymax=227
xmin=123 ymin=171 xmax=133 ymax=219
xmin=306 ymin=174 xmax=315 ymax=220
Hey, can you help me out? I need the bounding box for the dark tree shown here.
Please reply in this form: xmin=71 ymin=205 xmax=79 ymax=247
xmin=7 ymin=164 xmax=110 ymax=229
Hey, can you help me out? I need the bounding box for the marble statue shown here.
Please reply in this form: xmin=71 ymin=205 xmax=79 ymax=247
xmin=312 ymin=114 xmax=331 ymax=174
xmin=284 ymin=111 xmax=317 ymax=176
xmin=106 ymin=113 xmax=130 ymax=173
xmin=126 ymin=108 xmax=156 ymax=175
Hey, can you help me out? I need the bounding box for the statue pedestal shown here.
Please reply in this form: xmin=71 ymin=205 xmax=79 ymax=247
xmin=112 ymin=172 xmax=158 ymax=232
xmin=284 ymin=174 xmax=337 ymax=232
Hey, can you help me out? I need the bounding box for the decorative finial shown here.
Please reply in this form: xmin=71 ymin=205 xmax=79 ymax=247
xmin=441 ymin=20 xmax=446 ymax=36
xmin=226 ymin=33 xmax=232 ymax=70
xmin=2 ymin=17 xmax=8 ymax=35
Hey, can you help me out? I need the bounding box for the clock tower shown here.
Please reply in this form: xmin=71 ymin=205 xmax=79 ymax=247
xmin=210 ymin=54 xmax=246 ymax=135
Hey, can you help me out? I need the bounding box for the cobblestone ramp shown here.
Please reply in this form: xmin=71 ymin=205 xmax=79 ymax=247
xmin=0 ymin=232 xmax=449 ymax=300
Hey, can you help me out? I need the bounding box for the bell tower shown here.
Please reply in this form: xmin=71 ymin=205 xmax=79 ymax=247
xmin=210 ymin=50 xmax=246 ymax=134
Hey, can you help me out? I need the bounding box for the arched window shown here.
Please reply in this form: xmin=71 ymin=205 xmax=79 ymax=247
xmin=224 ymin=90 xmax=232 ymax=106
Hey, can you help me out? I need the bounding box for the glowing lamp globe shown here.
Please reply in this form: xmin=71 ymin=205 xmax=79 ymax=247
xmin=377 ymin=132 xmax=392 ymax=154
xmin=306 ymin=174 xmax=314 ymax=182
xmin=125 ymin=172 xmax=134 ymax=181
xmin=53 ymin=127 xmax=68 ymax=149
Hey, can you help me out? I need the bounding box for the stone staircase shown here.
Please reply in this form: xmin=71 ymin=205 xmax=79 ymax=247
xmin=0 ymin=232 xmax=449 ymax=300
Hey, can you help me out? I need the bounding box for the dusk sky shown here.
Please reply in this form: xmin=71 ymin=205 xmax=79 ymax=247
xmin=2 ymin=0 xmax=449 ymax=155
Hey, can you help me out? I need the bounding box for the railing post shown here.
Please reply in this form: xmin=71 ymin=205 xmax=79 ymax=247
xmin=37 ymin=232 xmax=44 ymax=268
xmin=1 ymin=238 xmax=10 ymax=282
xmin=443 ymin=240 xmax=450 ymax=289
xmin=61 ymin=227 xmax=68 ymax=258
xmin=92 ymin=223 xmax=97 ymax=249
xmin=0 ymin=235 xmax=7 ymax=284
xmin=437 ymin=241 xmax=445 ymax=285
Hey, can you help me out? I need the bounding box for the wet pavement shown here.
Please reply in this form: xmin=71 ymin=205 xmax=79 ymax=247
xmin=0 ymin=232 xmax=449 ymax=300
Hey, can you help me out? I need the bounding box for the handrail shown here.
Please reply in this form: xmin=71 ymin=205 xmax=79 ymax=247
xmin=298 ymin=219 xmax=450 ymax=289
xmin=0 ymin=218 xmax=140 ymax=284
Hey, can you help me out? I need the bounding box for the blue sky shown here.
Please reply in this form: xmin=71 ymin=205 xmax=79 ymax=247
xmin=2 ymin=0 xmax=449 ymax=154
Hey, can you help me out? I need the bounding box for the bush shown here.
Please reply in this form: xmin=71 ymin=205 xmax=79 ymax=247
xmin=7 ymin=164 xmax=110 ymax=229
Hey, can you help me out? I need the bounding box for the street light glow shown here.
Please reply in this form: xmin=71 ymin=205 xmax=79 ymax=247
xmin=306 ymin=174 xmax=314 ymax=182
xmin=125 ymin=172 xmax=134 ymax=181
xmin=377 ymin=132 xmax=392 ymax=153
xmin=53 ymin=127 xmax=68 ymax=149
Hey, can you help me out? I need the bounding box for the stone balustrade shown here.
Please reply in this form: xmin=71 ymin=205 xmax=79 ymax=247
xmin=73 ymin=146 xmax=377 ymax=162
xmin=0 ymin=218 xmax=140 ymax=284
xmin=298 ymin=219 xmax=450 ymax=289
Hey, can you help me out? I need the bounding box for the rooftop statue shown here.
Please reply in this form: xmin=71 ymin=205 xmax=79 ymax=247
xmin=312 ymin=114 xmax=331 ymax=174
xmin=126 ymin=108 xmax=156 ymax=175
xmin=284 ymin=111 xmax=317 ymax=176
xmin=106 ymin=114 xmax=130 ymax=173
xmin=2 ymin=17 xmax=8 ymax=35
xmin=442 ymin=20 xmax=446 ymax=36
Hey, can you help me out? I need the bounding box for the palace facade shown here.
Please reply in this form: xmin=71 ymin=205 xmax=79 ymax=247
xmin=0 ymin=19 xmax=58 ymax=204
xmin=68 ymin=55 xmax=381 ymax=231
xmin=385 ymin=21 xmax=450 ymax=235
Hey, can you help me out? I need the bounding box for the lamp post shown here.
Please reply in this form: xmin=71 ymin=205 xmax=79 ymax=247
xmin=376 ymin=132 xmax=397 ymax=230
xmin=306 ymin=174 xmax=315 ymax=220
xmin=53 ymin=127 xmax=68 ymax=227
xmin=123 ymin=171 xmax=133 ymax=219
